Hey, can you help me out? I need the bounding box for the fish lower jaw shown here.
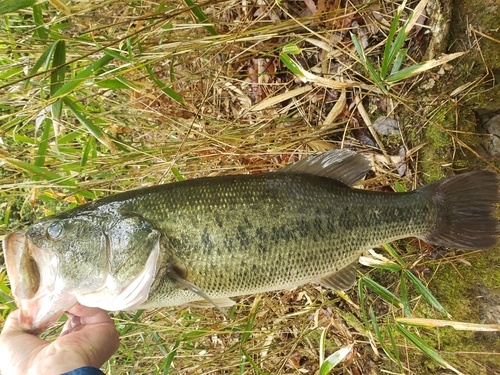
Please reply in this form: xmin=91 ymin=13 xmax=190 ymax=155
xmin=18 ymin=293 xmax=78 ymax=334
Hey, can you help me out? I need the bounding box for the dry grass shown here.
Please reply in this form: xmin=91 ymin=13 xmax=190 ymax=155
xmin=1 ymin=0 xmax=499 ymax=374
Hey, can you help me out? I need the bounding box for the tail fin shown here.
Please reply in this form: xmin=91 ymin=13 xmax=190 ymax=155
xmin=421 ymin=171 xmax=499 ymax=250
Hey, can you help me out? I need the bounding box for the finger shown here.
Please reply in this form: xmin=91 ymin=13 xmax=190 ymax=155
xmin=1 ymin=309 xmax=23 ymax=334
xmin=1 ymin=310 xmax=46 ymax=343
xmin=1 ymin=310 xmax=47 ymax=345
xmin=82 ymin=320 xmax=120 ymax=367
xmin=66 ymin=303 xmax=114 ymax=325
xmin=0 ymin=310 xmax=47 ymax=372
xmin=59 ymin=316 xmax=120 ymax=368
xmin=61 ymin=313 xmax=82 ymax=336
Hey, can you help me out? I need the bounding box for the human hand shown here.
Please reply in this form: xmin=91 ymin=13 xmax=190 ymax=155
xmin=0 ymin=304 xmax=120 ymax=375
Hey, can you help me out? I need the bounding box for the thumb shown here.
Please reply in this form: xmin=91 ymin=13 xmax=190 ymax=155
xmin=58 ymin=307 xmax=120 ymax=368
xmin=0 ymin=310 xmax=47 ymax=373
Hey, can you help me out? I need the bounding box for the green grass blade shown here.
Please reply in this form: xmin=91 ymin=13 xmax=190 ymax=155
xmin=386 ymin=62 xmax=425 ymax=83
xmin=350 ymin=32 xmax=367 ymax=64
xmin=386 ymin=12 xmax=412 ymax=70
xmin=241 ymin=300 xmax=259 ymax=344
xmin=279 ymin=53 xmax=304 ymax=77
xmin=1 ymin=67 xmax=24 ymax=80
xmin=393 ymin=181 xmax=407 ymax=193
xmin=103 ymin=48 xmax=132 ymax=63
xmin=0 ymin=0 xmax=36 ymax=15
xmin=0 ymin=272 xmax=16 ymax=317
xmin=387 ymin=325 xmax=403 ymax=373
xmin=282 ymin=43 xmax=302 ymax=55
xmin=386 ymin=28 xmax=408 ymax=71
xmin=28 ymin=44 xmax=53 ymax=79
xmin=32 ymin=3 xmax=48 ymax=40
xmin=240 ymin=348 xmax=270 ymax=375
xmin=34 ymin=119 xmax=51 ymax=167
xmin=369 ymin=309 xmax=400 ymax=366
xmin=2 ymin=202 xmax=12 ymax=226
xmin=52 ymin=54 xmax=114 ymax=98
xmin=400 ymin=271 xmax=412 ymax=317
xmin=358 ymin=278 xmax=371 ymax=332
xmin=380 ymin=9 xmax=401 ymax=78
xmin=350 ymin=33 xmax=383 ymax=88
xmin=96 ymin=77 xmax=135 ymax=89
xmin=116 ymin=310 xmax=145 ymax=336
xmin=395 ymin=323 xmax=464 ymax=375
xmin=184 ymin=0 xmax=218 ymax=36
xmin=155 ymin=341 xmax=180 ymax=375
xmin=390 ymin=48 xmax=408 ymax=76
xmin=51 ymin=40 xmax=66 ymax=118
xmin=319 ymin=344 xmax=353 ymax=375
xmin=145 ymin=65 xmax=184 ymax=104
xmin=362 ymin=276 xmax=403 ymax=309
xmin=63 ymin=97 xmax=118 ymax=152
xmin=57 ymin=131 xmax=82 ymax=145
xmin=403 ymin=269 xmax=449 ymax=317
xmin=171 ymin=167 xmax=185 ymax=181
xmin=80 ymin=136 xmax=94 ymax=168
xmin=360 ymin=255 xmax=402 ymax=272
xmin=4 ymin=158 xmax=76 ymax=186
xmin=382 ymin=243 xmax=406 ymax=266
xmin=51 ymin=40 xmax=66 ymax=83
xmin=27 ymin=41 xmax=58 ymax=86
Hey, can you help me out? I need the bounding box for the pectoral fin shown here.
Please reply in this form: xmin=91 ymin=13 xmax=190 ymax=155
xmin=166 ymin=269 xmax=229 ymax=316
xmin=314 ymin=261 xmax=358 ymax=291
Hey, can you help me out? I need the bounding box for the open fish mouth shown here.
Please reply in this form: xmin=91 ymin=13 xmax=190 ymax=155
xmin=3 ymin=232 xmax=40 ymax=300
xmin=3 ymin=232 xmax=76 ymax=333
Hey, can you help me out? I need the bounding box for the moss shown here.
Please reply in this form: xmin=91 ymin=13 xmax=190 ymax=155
xmin=419 ymin=124 xmax=452 ymax=183
xmin=408 ymin=248 xmax=500 ymax=372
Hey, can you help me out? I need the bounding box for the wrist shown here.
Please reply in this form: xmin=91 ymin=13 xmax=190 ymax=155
xmin=35 ymin=346 xmax=91 ymax=375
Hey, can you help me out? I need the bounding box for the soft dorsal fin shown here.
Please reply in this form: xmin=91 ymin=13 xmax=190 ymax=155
xmin=314 ymin=261 xmax=358 ymax=290
xmin=277 ymin=149 xmax=371 ymax=186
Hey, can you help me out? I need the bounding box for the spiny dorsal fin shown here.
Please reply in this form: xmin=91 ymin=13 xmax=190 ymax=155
xmin=314 ymin=261 xmax=357 ymax=290
xmin=277 ymin=149 xmax=371 ymax=186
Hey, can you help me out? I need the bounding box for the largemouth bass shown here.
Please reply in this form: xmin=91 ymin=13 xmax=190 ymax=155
xmin=3 ymin=150 xmax=499 ymax=333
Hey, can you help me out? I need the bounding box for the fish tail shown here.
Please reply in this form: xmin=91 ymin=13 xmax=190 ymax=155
xmin=421 ymin=170 xmax=499 ymax=250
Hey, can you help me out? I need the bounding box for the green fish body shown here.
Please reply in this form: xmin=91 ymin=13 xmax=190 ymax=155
xmin=3 ymin=150 xmax=498 ymax=332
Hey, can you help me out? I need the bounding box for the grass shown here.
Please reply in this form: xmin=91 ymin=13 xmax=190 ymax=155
xmin=1 ymin=0 xmax=500 ymax=374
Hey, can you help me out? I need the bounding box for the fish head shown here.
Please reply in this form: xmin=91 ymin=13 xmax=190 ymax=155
xmin=3 ymin=216 xmax=109 ymax=333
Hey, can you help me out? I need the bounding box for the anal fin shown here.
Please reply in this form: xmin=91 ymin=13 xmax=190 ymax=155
xmin=314 ymin=261 xmax=357 ymax=291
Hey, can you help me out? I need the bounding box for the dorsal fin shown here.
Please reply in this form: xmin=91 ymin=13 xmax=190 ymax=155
xmin=277 ymin=150 xmax=371 ymax=186
xmin=314 ymin=261 xmax=358 ymax=290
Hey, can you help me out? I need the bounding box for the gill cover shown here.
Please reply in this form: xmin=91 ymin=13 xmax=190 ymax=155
xmin=76 ymin=214 xmax=161 ymax=310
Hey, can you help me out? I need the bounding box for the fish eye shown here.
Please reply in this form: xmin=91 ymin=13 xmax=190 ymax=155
xmin=46 ymin=221 xmax=64 ymax=240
